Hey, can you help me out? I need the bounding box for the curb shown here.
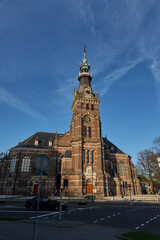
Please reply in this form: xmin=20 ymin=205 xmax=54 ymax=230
xmin=117 ymin=234 xmax=131 ymax=240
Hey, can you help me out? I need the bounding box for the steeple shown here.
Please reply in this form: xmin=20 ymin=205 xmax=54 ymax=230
xmin=80 ymin=45 xmax=90 ymax=73
xmin=78 ymin=46 xmax=92 ymax=93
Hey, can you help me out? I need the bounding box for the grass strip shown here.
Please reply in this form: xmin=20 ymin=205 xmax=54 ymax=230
xmin=123 ymin=231 xmax=160 ymax=240
xmin=0 ymin=217 xmax=26 ymax=221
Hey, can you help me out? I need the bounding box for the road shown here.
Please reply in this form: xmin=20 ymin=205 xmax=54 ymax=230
xmin=0 ymin=201 xmax=160 ymax=240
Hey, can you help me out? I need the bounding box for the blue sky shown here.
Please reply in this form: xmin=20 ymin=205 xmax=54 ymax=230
xmin=0 ymin=0 xmax=160 ymax=164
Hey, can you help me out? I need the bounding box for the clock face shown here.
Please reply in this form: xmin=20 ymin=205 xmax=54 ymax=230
xmin=84 ymin=116 xmax=91 ymax=124
xmin=86 ymin=90 xmax=90 ymax=94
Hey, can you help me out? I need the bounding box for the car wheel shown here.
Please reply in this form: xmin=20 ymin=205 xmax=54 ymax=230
xmin=31 ymin=204 xmax=36 ymax=211
xmin=51 ymin=206 xmax=56 ymax=211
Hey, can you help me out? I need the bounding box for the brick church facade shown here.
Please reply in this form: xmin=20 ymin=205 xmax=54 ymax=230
xmin=0 ymin=50 xmax=141 ymax=197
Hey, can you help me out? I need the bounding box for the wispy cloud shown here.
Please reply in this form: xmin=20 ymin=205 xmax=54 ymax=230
xmin=95 ymin=59 xmax=142 ymax=97
xmin=51 ymin=78 xmax=77 ymax=109
xmin=77 ymin=0 xmax=96 ymax=38
xmin=150 ymin=59 xmax=160 ymax=104
xmin=0 ymin=87 xmax=47 ymax=121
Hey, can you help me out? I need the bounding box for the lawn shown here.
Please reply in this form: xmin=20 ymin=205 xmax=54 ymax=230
xmin=123 ymin=231 xmax=160 ymax=240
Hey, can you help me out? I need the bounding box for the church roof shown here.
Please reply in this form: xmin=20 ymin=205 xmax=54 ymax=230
xmin=11 ymin=132 xmax=64 ymax=150
xmin=103 ymin=137 xmax=126 ymax=155
xmin=11 ymin=132 xmax=126 ymax=155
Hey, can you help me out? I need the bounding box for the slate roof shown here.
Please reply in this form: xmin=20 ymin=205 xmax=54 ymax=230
xmin=103 ymin=137 xmax=126 ymax=155
xmin=11 ymin=132 xmax=126 ymax=155
xmin=12 ymin=132 xmax=64 ymax=150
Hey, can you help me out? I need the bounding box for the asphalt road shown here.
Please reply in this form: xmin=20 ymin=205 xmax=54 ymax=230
xmin=0 ymin=201 xmax=160 ymax=234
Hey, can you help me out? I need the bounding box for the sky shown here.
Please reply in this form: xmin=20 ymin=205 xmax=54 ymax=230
xmin=0 ymin=0 xmax=160 ymax=164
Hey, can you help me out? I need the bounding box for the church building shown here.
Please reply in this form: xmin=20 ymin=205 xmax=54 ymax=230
xmin=0 ymin=49 xmax=141 ymax=197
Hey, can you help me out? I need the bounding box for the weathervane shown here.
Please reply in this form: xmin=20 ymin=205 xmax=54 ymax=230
xmin=83 ymin=43 xmax=86 ymax=59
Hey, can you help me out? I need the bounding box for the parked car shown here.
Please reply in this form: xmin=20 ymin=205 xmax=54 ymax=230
xmin=48 ymin=196 xmax=68 ymax=210
xmin=25 ymin=196 xmax=68 ymax=211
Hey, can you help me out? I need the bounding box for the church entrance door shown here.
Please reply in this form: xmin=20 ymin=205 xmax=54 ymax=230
xmin=33 ymin=183 xmax=39 ymax=195
xmin=86 ymin=184 xmax=92 ymax=194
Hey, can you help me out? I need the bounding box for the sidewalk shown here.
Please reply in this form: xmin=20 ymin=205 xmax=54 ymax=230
xmin=0 ymin=218 xmax=126 ymax=240
xmin=1 ymin=194 xmax=160 ymax=203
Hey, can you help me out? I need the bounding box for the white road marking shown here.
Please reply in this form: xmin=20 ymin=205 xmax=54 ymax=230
xmin=30 ymin=212 xmax=59 ymax=219
xmin=117 ymin=213 xmax=120 ymax=215
xmin=93 ymin=220 xmax=98 ymax=223
xmin=112 ymin=214 xmax=116 ymax=217
xmin=157 ymin=215 xmax=159 ymax=217
xmin=135 ymin=214 xmax=160 ymax=230
xmin=100 ymin=218 xmax=105 ymax=221
xmin=107 ymin=216 xmax=111 ymax=218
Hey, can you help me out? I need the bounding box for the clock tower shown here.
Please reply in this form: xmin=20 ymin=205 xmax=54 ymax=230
xmin=2 ymin=48 xmax=141 ymax=197
xmin=60 ymin=48 xmax=106 ymax=196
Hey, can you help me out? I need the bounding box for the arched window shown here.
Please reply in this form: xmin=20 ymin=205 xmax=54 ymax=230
xmin=87 ymin=150 xmax=89 ymax=164
xmin=89 ymin=126 xmax=92 ymax=138
xmin=57 ymin=156 xmax=62 ymax=172
xmin=91 ymin=104 xmax=94 ymax=110
xmin=86 ymin=104 xmax=89 ymax=110
xmin=81 ymin=103 xmax=84 ymax=109
xmin=21 ymin=156 xmax=30 ymax=172
xmin=119 ymin=162 xmax=125 ymax=176
xmin=91 ymin=150 xmax=94 ymax=163
xmin=84 ymin=126 xmax=87 ymax=138
xmin=10 ymin=157 xmax=16 ymax=172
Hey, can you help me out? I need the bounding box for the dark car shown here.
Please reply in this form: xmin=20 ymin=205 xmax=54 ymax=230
xmin=25 ymin=196 xmax=68 ymax=211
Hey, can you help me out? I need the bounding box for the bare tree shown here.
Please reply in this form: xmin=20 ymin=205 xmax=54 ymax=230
xmin=136 ymin=149 xmax=158 ymax=193
xmin=152 ymin=136 xmax=160 ymax=153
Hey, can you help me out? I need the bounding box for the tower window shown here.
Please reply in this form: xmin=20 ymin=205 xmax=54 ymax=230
xmin=91 ymin=150 xmax=94 ymax=163
xmin=86 ymin=104 xmax=89 ymax=110
xmin=57 ymin=156 xmax=62 ymax=172
xmin=84 ymin=126 xmax=87 ymax=138
xmin=87 ymin=150 xmax=89 ymax=164
xmin=81 ymin=103 xmax=84 ymax=109
xmin=91 ymin=104 xmax=94 ymax=110
xmin=89 ymin=126 xmax=92 ymax=138
xmin=82 ymin=150 xmax=85 ymax=164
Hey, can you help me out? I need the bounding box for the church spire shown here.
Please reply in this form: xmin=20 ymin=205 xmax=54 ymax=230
xmin=78 ymin=46 xmax=92 ymax=93
xmin=80 ymin=45 xmax=90 ymax=74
